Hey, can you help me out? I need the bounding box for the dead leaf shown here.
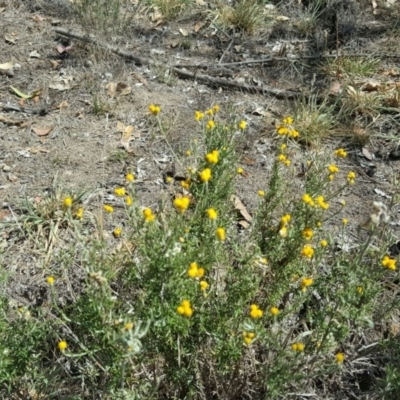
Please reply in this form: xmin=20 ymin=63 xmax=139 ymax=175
xmin=116 ymin=82 xmax=131 ymax=96
xmin=374 ymin=188 xmax=390 ymax=198
xmin=329 ymin=80 xmax=342 ymax=94
xmin=29 ymin=50 xmax=41 ymax=58
xmin=8 ymin=174 xmax=18 ymax=183
xmin=50 ymin=59 xmax=61 ymax=69
xmin=0 ymin=115 xmax=27 ymax=127
xmin=362 ymin=80 xmax=381 ymax=91
xmin=5 ymin=35 xmax=16 ymax=44
xmin=106 ymin=82 xmax=117 ymax=97
xmin=29 ymin=147 xmax=50 ymax=154
xmin=33 ymin=126 xmax=53 ymax=137
xmin=275 ymin=15 xmax=290 ymax=21
xmin=33 ymin=96 xmax=40 ymax=103
xmin=0 ymin=61 xmax=14 ymax=70
xmin=362 ymin=147 xmax=374 ymax=160
xmin=179 ymin=28 xmax=189 ymax=37
xmin=31 ymin=15 xmax=46 ymax=22
xmin=55 ymin=101 xmax=69 ymax=109
xmin=231 ymin=195 xmax=253 ymax=222
xmin=49 ymin=76 xmax=73 ymax=91
xmin=119 ymin=124 xmax=137 ymax=153
xmin=131 ymin=71 xmax=149 ymax=87
xmin=19 ymin=98 xmax=25 ymax=107
xmin=241 ymin=156 xmax=256 ymax=165
xmin=194 ymin=21 xmax=204 ymax=32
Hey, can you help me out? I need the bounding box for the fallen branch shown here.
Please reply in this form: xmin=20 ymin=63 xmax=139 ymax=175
xmin=54 ymin=27 xmax=299 ymax=99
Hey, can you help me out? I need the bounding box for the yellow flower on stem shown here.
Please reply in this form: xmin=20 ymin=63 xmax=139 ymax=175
xmin=237 ymin=167 xmax=244 ymax=175
xmin=279 ymin=226 xmax=288 ymax=238
xmin=334 ymin=148 xmax=347 ymax=157
xmin=250 ymin=304 xmax=263 ymax=319
xmin=205 ymin=150 xmax=219 ymax=164
xmin=149 ymin=104 xmax=161 ymax=116
xmin=302 ymin=227 xmax=314 ymax=240
xmin=194 ymin=111 xmax=205 ymax=121
xmin=243 ymin=331 xmax=255 ymax=345
xmin=199 ymin=168 xmax=212 ymax=182
xmin=205 ymin=108 xmax=214 ymax=116
xmin=382 ymin=255 xmax=397 ymax=271
xmin=302 ymin=194 xmax=314 ymax=207
xmin=282 ymin=116 xmax=293 ymax=125
xmin=199 ymin=280 xmax=209 ymax=291
xmin=46 ymin=276 xmax=55 ymax=285
xmin=277 ymin=126 xmax=289 ymax=135
xmin=270 ymin=306 xmax=280 ymax=316
xmin=187 ymin=262 xmax=205 ymax=278
xmin=75 ymin=208 xmax=84 ymax=220
xmin=320 ymin=239 xmax=328 ymax=247
xmin=238 ymin=120 xmax=247 ymax=130
xmin=347 ymin=171 xmax=356 ymax=185
xmin=342 ymin=218 xmax=348 ymax=225
xmin=173 ymin=196 xmax=190 ymax=213
xmin=143 ymin=208 xmax=155 ymax=222
xmin=289 ymin=129 xmax=299 ymax=138
xmin=58 ymin=340 xmax=68 ymax=352
xmin=103 ymin=205 xmax=114 ymax=213
xmin=63 ymin=197 xmax=73 ymax=208
xmin=301 ymin=277 xmax=313 ymax=289
xmin=258 ymin=190 xmax=265 ymax=197
xmin=336 ymin=353 xmax=345 ymax=364
xmin=113 ymin=227 xmax=122 ymax=238
xmin=126 ymin=173 xmax=135 ymax=182
xmin=301 ymin=245 xmax=314 ymax=259
xmin=315 ymin=195 xmax=329 ymax=210
xmin=206 ymin=208 xmax=218 ymax=220
xmin=114 ymin=187 xmax=126 ymax=197
xmin=177 ymin=300 xmax=193 ymax=318
xmin=328 ymin=164 xmax=339 ymax=174
xmin=216 ymin=227 xmax=226 ymax=241
xmin=213 ymin=105 xmax=220 ymax=113
xmin=124 ymin=322 xmax=134 ymax=331
xmin=291 ymin=343 xmax=305 ymax=352
xmin=206 ymin=120 xmax=215 ymax=130
xmin=125 ymin=196 xmax=133 ymax=206
xmin=180 ymin=179 xmax=191 ymax=190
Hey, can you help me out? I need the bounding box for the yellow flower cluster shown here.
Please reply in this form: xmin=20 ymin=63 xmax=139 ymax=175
xmin=320 ymin=239 xmax=328 ymax=247
xmin=75 ymin=207 xmax=84 ymax=220
xmin=328 ymin=164 xmax=339 ymax=174
xmin=347 ymin=171 xmax=356 ymax=185
xmin=250 ymin=304 xmax=263 ymax=319
xmin=103 ymin=205 xmax=114 ymax=213
xmin=113 ymin=227 xmax=122 ymax=237
xmin=63 ymin=196 xmax=73 ymax=208
xmin=302 ymin=194 xmax=329 ymax=210
xmin=334 ymin=148 xmax=347 ymax=157
xmin=199 ymin=168 xmax=212 ymax=182
xmin=382 ymin=256 xmax=397 ymax=271
xmin=126 ymin=173 xmax=135 ymax=182
xmin=315 ymin=195 xmax=329 ymax=210
xmin=258 ymin=190 xmax=265 ymax=197
xmin=149 ymin=104 xmax=161 ymax=116
xmin=336 ymin=352 xmax=345 ymax=364
xmin=199 ymin=280 xmax=209 ymax=291
xmin=216 ymin=227 xmax=226 ymax=241
xmin=291 ymin=342 xmax=305 ymax=352
xmin=173 ymin=196 xmax=190 ymax=213
xmin=302 ymin=194 xmax=314 ymax=207
xmin=302 ymin=227 xmax=314 ymax=240
xmin=276 ymin=116 xmax=299 ymax=138
xmin=205 ymin=150 xmax=219 ymax=164
xmin=238 ymin=120 xmax=247 ymax=130
xmin=177 ymin=300 xmax=193 ymax=317
xmin=277 ymin=153 xmax=291 ymax=166
xmin=114 ymin=187 xmax=126 ymax=197
xmin=206 ymin=120 xmax=215 ymax=130
xmin=194 ymin=111 xmax=205 ymax=121
xmin=301 ymin=245 xmax=314 ymax=259
xmin=181 ymin=178 xmax=191 ymax=190
xmin=143 ymin=208 xmax=155 ymax=222
xmin=301 ymin=277 xmax=314 ymax=289
xmin=207 ymin=208 xmax=218 ymax=220
xmin=270 ymin=306 xmax=280 ymax=316
xmin=187 ymin=262 xmax=205 ymax=278
xmin=279 ymin=214 xmax=291 ymax=238
xmin=237 ymin=167 xmax=244 ymax=175
xmin=243 ymin=331 xmax=255 ymax=345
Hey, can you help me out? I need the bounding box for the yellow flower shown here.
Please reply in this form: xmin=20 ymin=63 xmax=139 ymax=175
xmin=278 ymin=154 xmax=287 ymax=162
xmin=199 ymin=280 xmax=209 ymax=291
xmin=143 ymin=208 xmax=155 ymax=222
xmin=237 ymin=167 xmax=244 ymax=174
xmin=301 ymin=277 xmax=313 ymax=289
xmin=206 ymin=120 xmax=215 ymax=130
xmin=63 ymin=197 xmax=73 ymax=208
xmin=103 ymin=205 xmax=114 ymax=213
xmin=316 ymin=221 xmax=322 ymax=227
xmin=342 ymin=218 xmax=348 ymax=225
xmin=284 ymin=159 xmax=291 ymax=166
xmin=205 ymin=150 xmax=219 ymax=164
xmin=194 ymin=111 xmax=205 ymax=121
xmin=315 ymin=195 xmax=329 ymax=210
xmin=114 ymin=187 xmax=126 ymax=197
xmin=206 ymin=208 xmax=218 ymax=220
xmin=282 ymin=116 xmax=293 ymax=125
xmin=113 ymin=227 xmax=122 ymax=237
xmin=173 ymin=196 xmax=190 ymax=213
xmin=46 ymin=276 xmax=55 ymax=285
xmin=281 ymin=214 xmax=292 ymax=226
xmin=243 ymin=331 xmax=256 ymax=345
xmin=180 ymin=179 xmax=191 ymax=190
xmin=320 ymin=239 xmax=328 ymax=247
xmin=216 ymin=227 xmax=226 ymax=241
xmin=328 ymin=164 xmax=339 ymax=174
xmin=336 ymin=353 xmax=345 ymax=364
xmin=270 ymin=306 xmax=280 ymax=316
xmin=382 ymin=255 xmax=397 ymax=271
xmin=291 ymin=342 xmax=305 ymax=352
xmin=75 ymin=208 xmax=84 ymax=220
xmin=329 ymin=174 xmax=335 ymax=181
xmin=289 ymin=129 xmax=299 ymax=138
xmin=334 ymin=148 xmax=347 ymax=157
xmin=199 ymin=168 xmax=212 ymax=182
xmin=213 ymin=105 xmax=220 ymax=113
xmin=250 ymin=304 xmax=263 ymax=319
xmin=125 ymin=196 xmax=133 ymax=206
xmin=185 ymin=150 xmax=191 ymax=156
xmin=277 ymin=126 xmax=289 ymax=135
xmin=177 ymin=300 xmax=193 ymax=317
xmin=205 ymin=108 xmax=214 ymax=116
xmin=58 ymin=340 xmax=68 ymax=352
xmin=279 ymin=226 xmax=288 ymax=238
xmin=356 ymin=286 xmax=363 ymax=294
xmin=126 ymin=173 xmax=135 ymax=182
xmin=238 ymin=120 xmax=247 ymax=130
xmin=301 ymin=245 xmax=314 ymax=259
xmin=124 ymin=322 xmax=134 ymax=331
xmin=280 ymin=143 xmax=287 ymax=151
xmin=302 ymin=194 xmax=314 ymax=207
xmin=258 ymin=190 xmax=265 ymax=197
xmin=302 ymin=227 xmax=313 ymax=240
xmin=347 ymin=171 xmax=356 ymax=184
xmin=187 ymin=262 xmax=205 ymax=278
xmin=149 ymin=104 xmax=161 ymax=115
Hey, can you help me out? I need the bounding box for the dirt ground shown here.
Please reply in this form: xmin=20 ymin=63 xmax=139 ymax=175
xmin=1 ymin=0 xmax=400 ymax=397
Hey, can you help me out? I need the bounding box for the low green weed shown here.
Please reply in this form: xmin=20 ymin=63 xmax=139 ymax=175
xmin=0 ymin=105 xmax=399 ymax=398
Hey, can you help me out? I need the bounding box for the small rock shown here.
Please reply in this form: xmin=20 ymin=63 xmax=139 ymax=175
xmin=104 ymin=72 xmax=113 ymax=80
